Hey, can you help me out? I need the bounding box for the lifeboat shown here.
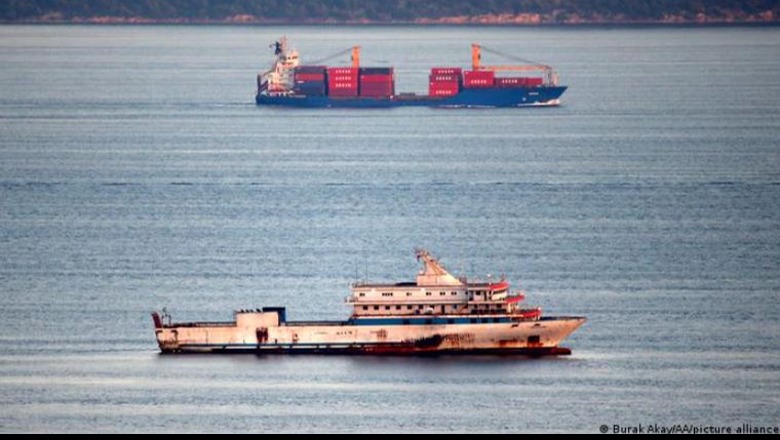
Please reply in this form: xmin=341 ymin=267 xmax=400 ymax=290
xmin=489 ymin=280 xmax=510 ymax=292
xmin=516 ymin=308 xmax=542 ymax=320
xmin=504 ymin=293 xmax=526 ymax=304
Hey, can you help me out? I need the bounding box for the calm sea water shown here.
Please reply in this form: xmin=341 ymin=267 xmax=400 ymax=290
xmin=1 ymin=25 xmax=779 ymax=433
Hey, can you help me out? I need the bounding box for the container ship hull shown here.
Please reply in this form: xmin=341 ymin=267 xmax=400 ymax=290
xmin=256 ymin=86 xmax=567 ymax=109
xmin=152 ymin=313 xmax=585 ymax=356
xmin=256 ymin=39 xmax=568 ymax=109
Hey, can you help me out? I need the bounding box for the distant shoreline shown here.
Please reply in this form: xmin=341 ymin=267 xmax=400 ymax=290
xmin=2 ymin=19 xmax=779 ymax=27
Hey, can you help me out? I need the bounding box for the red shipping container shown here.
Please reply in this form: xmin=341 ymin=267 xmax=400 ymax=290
xmin=329 ymin=75 xmax=358 ymax=82
xmin=430 ymin=89 xmax=459 ymax=97
xmin=295 ymin=73 xmax=325 ymax=82
xmin=360 ymin=83 xmax=393 ymax=91
xmin=429 ymin=81 xmax=460 ymax=97
xmin=360 ymin=75 xmax=394 ymax=83
xmin=430 ymin=81 xmax=460 ymax=90
xmin=329 ymin=82 xmax=358 ymax=89
xmin=360 ymin=81 xmax=393 ymax=87
xmin=464 ymin=79 xmax=494 ymax=88
xmin=329 ymin=86 xmax=358 ymax=93
xmin=361 ymin=91 xmax=393 ymax=98
xmin=361 ymin=92 xmax=392 ymax=97
xmin=330 ymin=90 xmax=359 ymax=95
xmin=328 ymin=67 xmax=359 ymax=76
xmin=361 ymin=82 xmax=393 ymax=90
xmin=361 ymin=81 xmax=393 ymax=87
xmin=430 ymin=74 xmax=461 ymax=83
xmin=496 ymin=77 xmax=528 ymax=88
xmin=329 ymin=88 xmax=359 ymax=97
xmin=463 ymin=70 xmax=496 ymax=88
xmin=361 ymin=84 xmax=394 ymax=96
xmin=464 ymin=71 xmax=494 ymax=80
xmin=329 ymin=87 xmax=358 ymax=93
xmin=431 ymin=67 xmax=462 ymax=76
xmin=526 ymin=77 xmax=544 ymax=86
xmin=328 ymin=81 xmax=358 ymax=88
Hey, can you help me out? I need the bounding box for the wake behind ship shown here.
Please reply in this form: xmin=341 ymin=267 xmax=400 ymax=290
xmin=256 ymin=38 xmax=567 ymax=108
xmin=152 ymin=250 xmax=585 ymax=355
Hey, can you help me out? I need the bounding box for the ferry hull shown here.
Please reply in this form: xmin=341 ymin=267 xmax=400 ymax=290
xmin=153 ymin=315 xmax=586 ymax=356
xmin=153 ymin=250 xmax=585 ymax=357
xmin=256 ymin=86 xmax=567 ymax=108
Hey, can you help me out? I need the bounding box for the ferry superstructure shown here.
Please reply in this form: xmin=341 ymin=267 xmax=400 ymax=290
xmin=152 ymin=249 xmax=585 ymax=355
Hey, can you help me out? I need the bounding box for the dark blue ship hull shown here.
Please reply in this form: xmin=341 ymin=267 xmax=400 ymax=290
xmin=256 ymin=86 xmax=567 ymax=108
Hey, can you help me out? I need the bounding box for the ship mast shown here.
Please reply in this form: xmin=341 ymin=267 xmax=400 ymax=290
xmin=415 ymin=249 xmax=464 ymax=286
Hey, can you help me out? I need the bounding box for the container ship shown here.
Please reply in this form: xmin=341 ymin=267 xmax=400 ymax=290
xmin=152 ymin=249 xmax=585 ymax=355
xmin=256 ymin=38 xmax=567 ymax=108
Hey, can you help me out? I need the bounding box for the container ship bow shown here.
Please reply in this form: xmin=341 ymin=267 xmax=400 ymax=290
xmin=256 ymin=38 xmax=567 ymax=108
xmin=152 ymin=249 xmax=585 ymax=356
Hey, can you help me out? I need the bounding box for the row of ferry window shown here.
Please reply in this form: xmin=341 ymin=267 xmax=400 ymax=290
xmin=393 ymin=318 xmax=506 ymax=325
xmin=361 ymin=304 xmax=502 ymax=312
xmin=363 ymin=305 xmax=454 ymax=312
xmin=360 ymin=291 xmax=488 ymax=298
xmin=363 ymin=304 xmax=503 ymax=311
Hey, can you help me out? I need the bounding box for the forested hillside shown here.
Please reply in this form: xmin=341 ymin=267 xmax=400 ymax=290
xmin=2 ymin=0 xmax=778 ymax=24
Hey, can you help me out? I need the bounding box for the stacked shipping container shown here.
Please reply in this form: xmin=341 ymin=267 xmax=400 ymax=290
xmin=428 ymin=67 xmax=462 ymax=97
xmin=359 ymin=67 xmax=394 ymax=98
xmin=293 ymin=65 xmax=327 ymax=96
xmin=294 ymin=66 xmax=546 ymax=98
xmin=327 ymin=67 xmax=359 ymax=97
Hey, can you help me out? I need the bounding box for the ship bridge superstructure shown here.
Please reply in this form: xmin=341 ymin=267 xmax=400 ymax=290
xmin=349 ymin=249 xmax=533 ymax=318
xmin=258 ymin=37 xmax=300 ymax=96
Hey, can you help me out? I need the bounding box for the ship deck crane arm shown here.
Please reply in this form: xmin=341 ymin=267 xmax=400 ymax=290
xmin=471 ymin=44 xmax=558 ymax=85
xmin=309 ymin=46 xmax=361 ymax=68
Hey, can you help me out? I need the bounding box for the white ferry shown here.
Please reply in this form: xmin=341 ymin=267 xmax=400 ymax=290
xmin=152 ymin=249 xmax=585 ymax=355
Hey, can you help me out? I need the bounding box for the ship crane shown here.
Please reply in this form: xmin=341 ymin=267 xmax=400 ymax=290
xmin=471 ymin=44 xmax=559 ymax=86
xmin=310 ymin=46 xmax=361 ymax=68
